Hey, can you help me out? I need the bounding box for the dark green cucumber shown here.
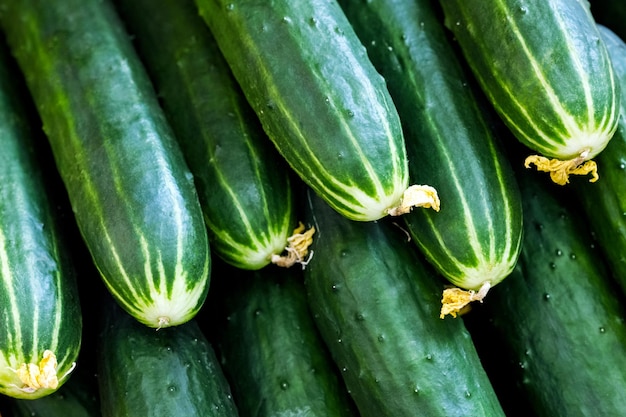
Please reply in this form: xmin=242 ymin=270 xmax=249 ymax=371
xmin=97 ymin=293 xmax=238 ymax=417
xmin=472 ymin=167 xmax=626 ymax=417
xmin=208 ymin=263 xmax=357 ymax=417
xmin=302 ymin=187 xmax=505 ymax=416
xmin=439 ymin=0 xmax=620 ymax=185
xmin=114 ymin=0 xmax=299 ymax=270
xmin=0 ymin=0 xmax=211 ymax=328
xmin=337 ymin=0 xmax=522 ymax=314
xmin=571 ymin=25 xmax=626 ymax=295
xmin=0 ymin=37 xmax=82 ymax=399
xmin=195 ymin=0 xmax=440 ymax=222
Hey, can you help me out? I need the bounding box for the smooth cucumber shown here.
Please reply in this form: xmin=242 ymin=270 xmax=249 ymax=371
xmin=302 ymin=187 xmax=505 ymax=416
xmin=0 ymin=0 xmax=211 ymax=328
xmin=97 ymin=293 xmax=239 ymax=417
xmin=208 ymin=263 xmax=357 ymax=417
xmin=471 ymin=166 xmax=626 ymax=417
xmin=439 ymin=0 xmax=620 ymax=185
xmin=570 ymin=25 xmax=626 ymax=295
xmin=0 ymin=36 xmax=82 ymax=400
xmin=338 ymin=0 xmax=523 ymax=316
xmin=114 ymin=0 xmax=300 ymax=270
xmin=195 ymin=0 xmax=439 ymax=222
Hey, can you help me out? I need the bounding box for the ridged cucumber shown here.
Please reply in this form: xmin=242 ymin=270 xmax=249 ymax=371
xmin=195 ymin=0 xmax=440 ymax=222
xmin=97 ymin=294 xmax=239 ymax=417
xmin=439 ymin=0 xmax=620 ymax=185
xmin=570 ymin=25 xmax=626 ymax=295
xmin=303 ymin=187 xmax=505 ymax=416
xmin=207 ymin=263 xmax=357 ymax=416
xmin=0 ymin=0 xmax=211 ymax=328
xmin=0 ymin=37 xmax=82 ymax=400
xmin=337 ymin=0 xmax=523 ymax=317
xmin=470 ymin=166 xmax=626 ymax=417
xmin=113 ymin=0 xmax=307 ymax=270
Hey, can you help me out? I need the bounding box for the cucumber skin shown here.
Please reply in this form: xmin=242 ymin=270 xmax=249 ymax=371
xmin=338 ymin=0 xmax=522 ymax=290
xmin=0 ymin=0 xmax=211 ymax=328
xmin=114 ymin=0 xmax=296 ymax=270
xmin=195 ymin=0 xmax=410 ymax=222
xmin=0 ymin=39 xmax=82 ymax=399
xmin=302 ymin=188 xmax=505 ymax=417
xmin=209 ymin=263 xmax=357 ymax=417
xmin=475 ymin=167 xmax=626 ymax=417
xmin=97 ymin=295 xmax=239 ymax=417
xmin=571 ymin=25 xmax=626 ymax=295
xmin=439 ymin=0 xmax=619 ymax=161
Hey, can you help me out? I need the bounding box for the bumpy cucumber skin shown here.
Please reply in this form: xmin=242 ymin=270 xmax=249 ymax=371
xmin=114 ymin=0 xmax=296 ymax=270
xmin=475 ymin=167 xmax=626 ymax=417
xmin=338 ymin=0 xmax=522 ymax=291
xmin=97 ymin=295 xmax=238 ymax=417
xmin=571 ymin=25 xmax=626 ymax=295
xmin=439 ymin=0 xmax=619 ymax=161
xmin=0 ymin=0 xmax=210 ymax=328
xmin=302 ymin=188 xmax=505 ymax=417
xmin=0 ymin=40 xmax=82 ymax=400
xmin=209 ymin=263 xmax=357 ymax=417
xmin=195 ymin=0 xmax=409 ymax=222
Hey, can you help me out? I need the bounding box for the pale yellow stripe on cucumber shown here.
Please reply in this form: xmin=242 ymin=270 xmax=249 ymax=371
xmin=0 ymin=229 xmax=22 ymax=362
xmin=246 ymin=38 xmax=406 ymax=220
xmin=495 ymin=0 xmax=584 ymax=139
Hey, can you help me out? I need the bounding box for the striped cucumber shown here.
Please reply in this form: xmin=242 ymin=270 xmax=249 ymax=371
xmin=571 ymin=25 xmax=626 ymax=295
xmin=337 ymin=0 xmax=523 ymax=317
xmin=114 ymin=0 xmax=309 ymax=270
xmin=0 ymin=40 xmax=82 ymax=399
xmin=303 ymin=187 xmax=506 ymax=416
xmin=209 ymin=263 xmax=358 ymax=417
xmin=195 ymin=0 xmax=440 ymax=222
xmin=0 ymin=0 xmax=211 ymax=328
xmin=439 ymin=0 xmax=620 ymax=185
xmin=471 ymin=166 xmax=626 ymax=417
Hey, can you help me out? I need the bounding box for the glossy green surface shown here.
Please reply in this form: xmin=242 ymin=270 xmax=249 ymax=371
xmin=439 ymin=0 xmax=619 ymax=162
xmin=210 ymin=264 xmax=357 ymax=417
xmin=97 ymin=296 xmax=238 ymax=417
xmin=303 ymin=188 xmax=506 ymax=417
xmin=0 ymin=0 xmax=210 ymax=328
xmin=0 ymin=41 xmax=82 ymax=399
xmin=115 ymin=0 xmax=296 ymax=270
xmin=195 ymin=0 xmax=409 ymax=221
xmin=338 ymin=0 xmax=522 ymax=291
xmin=477 ymin=166 xmax=626 ymax=417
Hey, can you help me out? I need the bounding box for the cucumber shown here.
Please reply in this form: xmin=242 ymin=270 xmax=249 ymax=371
xmin=97 ymin=293 xmax=239 ymax=417
xmin=0 ymin=0 xmax=211 ymax=328
xmin=0 ymin=37 xmax=82 ymax=399
xmin=194 ymin=0 xmax=440 ymax=222
xmin=469 ymin=166 xmax=626 ymax=417
xmin=302 ymin=187 xmax=506 ymax=416
xmin=208 ymin=262 xmax=357 ymax=417
xmin=439 ymin=0 xmax=620 ymax=185
xmin=570 ymin=25 xmax=626 ymax=295
xmin=113 ymin=0 xmax=306 ymax=270
xmin=337 ymin=0 xmax=523 ymax=317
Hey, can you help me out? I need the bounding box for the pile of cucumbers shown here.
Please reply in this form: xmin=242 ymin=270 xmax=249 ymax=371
xmin=0 ymin=0 xmax=625 ymax=416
